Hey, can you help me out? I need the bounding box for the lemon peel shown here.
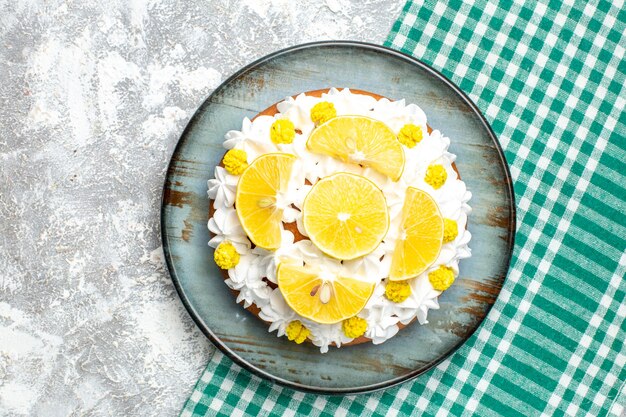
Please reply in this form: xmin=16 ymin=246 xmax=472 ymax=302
xmin=310 ymin=101 xmax=337 ymax=125
xmin=285 ymin=320 xmax=310 ymax=344
xmin=443 ymin=218 xmax=459 ymax=243
xmin=385 ymin=280 xmax=412 ymax=303
xmin=270 ymin=119 xmax=296 ymax=144
xmin=397 ymin=124 xmax=423 ymax=148
xmin=223 ymin=149 xmax=248 ymax=175
xmin=429 ymin=266 xmax=455 ymax=291
xmin=214 ymin=242 xmax=240 ymax=269
xmin=425 ymin=164 xmax=447 ymax=189
xmin=342 ymin=316 xmax=368 ymax=338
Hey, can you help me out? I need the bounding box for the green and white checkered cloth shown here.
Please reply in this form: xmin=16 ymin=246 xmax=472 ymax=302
xmin=181 ymin=1 xmax=626 ymax=415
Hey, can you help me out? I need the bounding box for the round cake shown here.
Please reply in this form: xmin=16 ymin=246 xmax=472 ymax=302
xmin=207 ymin=88 xmax=472 ymax=353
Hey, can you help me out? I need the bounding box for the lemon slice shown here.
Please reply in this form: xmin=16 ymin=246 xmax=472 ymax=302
xmin=389 ymin=187 xmax=444 ymax=280
xmin=277 ymin=263 xmax=375 ymax=324
xmin=307 ymin=116 xmax=405 ymax=181
xmin=235 ymin=153 xmax=296 ymax=250
xmin=303 ymin=173 xmax=389 ymax=260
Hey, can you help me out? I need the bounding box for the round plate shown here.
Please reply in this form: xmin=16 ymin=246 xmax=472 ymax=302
xmin=162 ymin=41 xmax=515 ymax=394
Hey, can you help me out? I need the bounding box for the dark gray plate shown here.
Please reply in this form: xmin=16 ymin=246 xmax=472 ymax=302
xmin=161 ymin=41 xmax=515 ymax=394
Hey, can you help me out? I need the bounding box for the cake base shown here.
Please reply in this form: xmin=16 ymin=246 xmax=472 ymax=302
xmin=210 ymin=88 xmax=457 ymax=347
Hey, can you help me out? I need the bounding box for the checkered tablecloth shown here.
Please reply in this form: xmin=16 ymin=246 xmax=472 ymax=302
xmin=181 ymin=1 xmax=626 ymax=415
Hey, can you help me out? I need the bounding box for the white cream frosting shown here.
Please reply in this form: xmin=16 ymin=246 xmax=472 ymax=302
xmin=207 ymin=88 xmax=472 ymax=352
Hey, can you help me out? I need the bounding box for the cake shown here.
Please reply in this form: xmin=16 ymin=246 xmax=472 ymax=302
xmin=207 ymin=88 xmax=472 ymax=353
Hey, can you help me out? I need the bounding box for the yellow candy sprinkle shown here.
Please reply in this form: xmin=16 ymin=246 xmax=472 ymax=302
xmin=310 ymin=101 xmax=337 ymax=125
xmin=429 ymin=266 xmax=455 ymax=291
xmin=285 ymin=320 xmax=310 ymax=344
xmin=214 ymin=242 xmax=240 ymax=269
xmin=443 ymin=218 xmax=459 ymax=243
xmin=270 ymin=119 xmax=296 ymax=144
xmin=342 ymin=316 xmax=367 ymax=338
xmin=223 ymin=149 xmax=248 ymax=175
xmin=425 ymin=164 xmax=447 ymax=189
xmin=385 ymin=280 xmax=412 ymax=303
xmin=397 ymin=124 xmax=423 ymax=148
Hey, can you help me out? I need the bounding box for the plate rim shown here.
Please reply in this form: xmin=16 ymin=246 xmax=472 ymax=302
xmin=161 ymin=40 xmax=517 ymax=395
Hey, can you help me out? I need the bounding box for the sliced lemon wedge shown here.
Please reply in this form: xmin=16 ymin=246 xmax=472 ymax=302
xmin=389 ymin=187 xmax=444 ymax=280
xmin=277 ymin=263 xmax=375 ymax=324
xmin=235 ymin=153 xmax=296 ymax=250
xmin=302 ymin=173 xmax=389 ymax=260
xmin=307 ymin=115 xmax=405 ymax=181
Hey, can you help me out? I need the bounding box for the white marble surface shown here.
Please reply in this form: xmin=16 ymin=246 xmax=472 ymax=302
xmin=0 ymin=1 xmax=402 ymax=415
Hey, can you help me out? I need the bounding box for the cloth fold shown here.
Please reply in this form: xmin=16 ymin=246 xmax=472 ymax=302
xmin=182 ymin=1 xmax=625 ymax=415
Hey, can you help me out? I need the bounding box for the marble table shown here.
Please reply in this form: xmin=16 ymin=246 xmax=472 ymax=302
xmin=0 ymin=1 xmax=401 ymax=415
